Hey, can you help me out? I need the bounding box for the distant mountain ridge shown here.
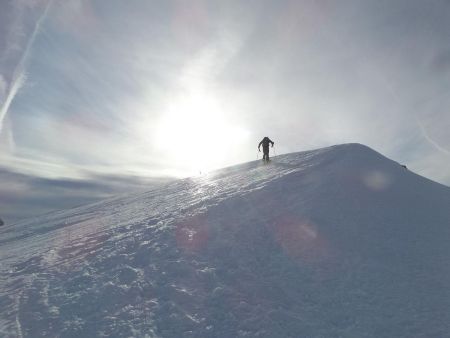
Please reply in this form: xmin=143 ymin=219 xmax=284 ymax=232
xmin=0 ymin=166 xmax=173 ymax=224
xmin=1 ymin=143 xmax=450 ymax=337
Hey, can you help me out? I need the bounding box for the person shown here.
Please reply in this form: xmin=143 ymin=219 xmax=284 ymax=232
xmin=258 ymin=136 xmax=274 ymax=162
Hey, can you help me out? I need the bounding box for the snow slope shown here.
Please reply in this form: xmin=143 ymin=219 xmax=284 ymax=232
xmin=1 ymin=143 xmax=450 ymax=337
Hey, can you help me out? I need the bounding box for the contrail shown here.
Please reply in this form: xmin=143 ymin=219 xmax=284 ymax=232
xmin=0 ymin=0 xmax=53 ymax=133
xmin=0 ymin=73 xmax=26 ymax=132
xmin=417 ymin=117 xmax=450 ymax=157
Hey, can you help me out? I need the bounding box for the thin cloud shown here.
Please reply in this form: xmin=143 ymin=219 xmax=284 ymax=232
xmin=2 ymin=0 xmax=450 ymax=189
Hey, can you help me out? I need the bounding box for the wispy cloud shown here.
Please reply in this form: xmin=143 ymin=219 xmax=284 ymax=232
xmin=2 ymin=0 xmax=450 ymax=190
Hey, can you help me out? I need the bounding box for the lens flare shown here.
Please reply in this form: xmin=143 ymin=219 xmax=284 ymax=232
xmin=363 ymin=170 xmax=391 ymax=191
xmin=176 ymin=214 xmax=210 ymax=252
xmin=272 ymin=215 xmax=329 ymax=262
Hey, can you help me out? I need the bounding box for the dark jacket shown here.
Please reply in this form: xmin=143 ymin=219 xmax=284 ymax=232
xmin=258 ymin=137 xmax=274 ymax=151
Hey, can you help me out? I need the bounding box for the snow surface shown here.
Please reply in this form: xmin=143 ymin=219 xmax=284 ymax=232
xmin=1 ymin=143 xmax=450 ymax=337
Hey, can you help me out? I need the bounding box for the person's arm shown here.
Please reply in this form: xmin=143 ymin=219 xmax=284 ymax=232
xmin=258 ymin=140 xmax=263 ymax=151
xmin=270 ymin=139 xmax=274 ymax=147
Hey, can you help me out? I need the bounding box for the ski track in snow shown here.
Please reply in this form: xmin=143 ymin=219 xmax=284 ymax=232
xmin=1 ymin=144 xmax=450 ymax=337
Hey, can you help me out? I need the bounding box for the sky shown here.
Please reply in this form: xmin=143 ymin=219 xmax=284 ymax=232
xmin=1 ymin=0 xmax=450 ymax=222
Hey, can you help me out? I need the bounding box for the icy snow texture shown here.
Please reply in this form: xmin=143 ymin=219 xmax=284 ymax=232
xmin=1 ymin=143 xmax=450 ymax=337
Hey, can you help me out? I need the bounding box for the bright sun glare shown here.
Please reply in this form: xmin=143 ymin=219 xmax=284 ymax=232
xmin=154 ymin=90 xmax=248 ymax=175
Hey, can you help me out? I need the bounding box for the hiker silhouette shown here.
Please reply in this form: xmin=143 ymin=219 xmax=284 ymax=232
xmin=258 ymin=137 xmax=274 ymax=162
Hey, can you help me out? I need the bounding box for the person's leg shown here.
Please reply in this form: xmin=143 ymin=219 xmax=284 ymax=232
xmin=263 ymin=147 xmax=269 ymax=162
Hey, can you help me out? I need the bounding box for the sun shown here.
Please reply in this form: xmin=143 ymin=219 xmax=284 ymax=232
xmin=154 ymin=90 xmax=248 ymax=175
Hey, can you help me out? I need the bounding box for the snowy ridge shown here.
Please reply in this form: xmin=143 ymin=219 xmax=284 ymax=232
xmin=1 ymin=143 xmax=450 ymax=337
